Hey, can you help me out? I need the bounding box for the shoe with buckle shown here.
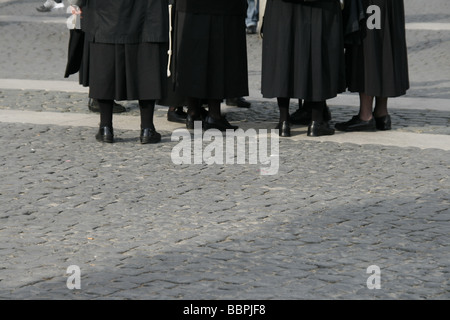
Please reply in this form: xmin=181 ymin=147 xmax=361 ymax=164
xmin=95 ymin=126 xmax=114 ymax=143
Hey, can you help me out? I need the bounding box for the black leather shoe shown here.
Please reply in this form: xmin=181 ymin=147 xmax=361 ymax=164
xmin=275 ymin=121 xmax=291 ymax=137
xmin=374 ymin=114 xmax=392 ymax=131
xmin=95 ymin=126 xmax=114 ymax=143
xmin=307 ymin=121 xmax=335 ymax=137
xmin=186 ymin=106 xmax=209 ymax=129
xmin=88 ymin=99 xmax=127 ymax=113
xmin=204 ymin=116 xmax=238 ymax=131
xmin=226 ymin=97 xmax=251 ymax=108
xmin=335 ymin=115 xmax=376 ymax=132
xmin=167 ymin=108 xmax=187 ymax=123
xmin=140 ymin=127 xmax=161 ymax=144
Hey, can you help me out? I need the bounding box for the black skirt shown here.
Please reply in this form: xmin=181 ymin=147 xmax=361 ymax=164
xmin=346 ymin=0 xmax=410 ymax=97
xmin=261 ymin=0 xmax=346 ymax=101
xmin=79 ymin=40 xmax=168 ymax=101
xmin=174 ymin=10 xmax=249 ymax=100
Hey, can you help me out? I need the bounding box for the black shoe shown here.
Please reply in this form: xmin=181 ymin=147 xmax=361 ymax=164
xmin=167 ymin=108 xmax=187 ymax=123
xmin=374 ymin=114 xmax=392 ymax=131
xmin=226 ymin=97 xmax=251 ymax=108
xmin=275 ymin=121 xmax=291 ymax=137
xmin=204 ymin=116 xmax=238 ymax=131
xmin=95 ymin=126 xmax=114 ymax=143
xmin=307 ymin=121 xmax=335 ymax=137
xmin=186 ymin=107 xmax=208 ymax=129
xmin=140 ymin=127 xmax=161 ymax=144
xmin=335 ymin=115 xmax=376 ymax=132
xmin=36 ymin=5 xmax=52 ymax=12
xmin=88 ymin=99 xmax=127 ymax=113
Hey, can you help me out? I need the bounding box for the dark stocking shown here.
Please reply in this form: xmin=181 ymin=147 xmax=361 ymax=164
xmin=139 ymin=100 xmax=156 ymax=129
xmin=277 ymin=97 xmax=290 ymax=122
xmin=97 ymin=99 xmax=113 ymax=128
xmin=207 ymin=99 xmax=222 ymax=120
xmin=310 ymin=101 xmax=325 ymax=122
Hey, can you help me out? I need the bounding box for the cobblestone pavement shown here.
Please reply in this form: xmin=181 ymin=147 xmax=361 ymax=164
xmin=0 ymin=0 xmax=449 ymax=300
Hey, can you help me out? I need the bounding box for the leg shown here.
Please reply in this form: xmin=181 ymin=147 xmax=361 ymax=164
xmin=96 ymin=99 xmax=114 ymax=143
xmin=373 ymin=97 xmax=388 ymax=118
xmin=186 ymin=97 xmax=202 ymax=129
xmin=334 ymin=93 xmax=376 ymax=132
xmin=359 ymin=93 xmax=374 ymax=121
xmin=276 ymin=97 xmax=291 ymax=137
xmin=204 ymin=99 xmax=238 ymax=131
xmin=373 ymin=97 xmax=392 ymax=130
xmin=307 ymin=101 xmax=334 ymax=137
xmin=139 ymin=100 xmax=161 ymax=144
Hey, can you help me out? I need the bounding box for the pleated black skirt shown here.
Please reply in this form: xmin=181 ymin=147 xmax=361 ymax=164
xmin=346 ymin=0 xmax=410 ymax=97
xmin=174 ymin=11 xmax=249 ymax=100
xmin=79 ymin=40 xmax=168 ymax=101
xmin=261 ymin=0 xmax=346 ymax=101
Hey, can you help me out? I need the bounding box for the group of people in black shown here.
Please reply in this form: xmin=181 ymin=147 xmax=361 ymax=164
xmin=66 ymin=0 xmax=409 ymax=143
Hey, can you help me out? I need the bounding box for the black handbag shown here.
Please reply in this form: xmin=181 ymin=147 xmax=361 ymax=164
xmin=64 ymin=29 xmax=85 ymax=78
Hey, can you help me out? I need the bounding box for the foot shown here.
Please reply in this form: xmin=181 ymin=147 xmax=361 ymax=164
xmin=140 ymin=127 xmax=161 ymax=144
xmin=335 ymin=115 xmax=376 ymax=132
xmin=275 ymin=121 xmax=291 ymax=137
xmin=204 ymin=116 xmax=238 ymax=131
xmin=225 ymin=97 xmax=251 ymax=108
xmin=167 ymin=108 xmax=187 ymax=123
xmin=95 ymin=126 xmax=114 ymax=143
xmin=374 ymin=114 xmax=392 ymax=131
xmin=307 ymin=121 xmax=335 ymax=137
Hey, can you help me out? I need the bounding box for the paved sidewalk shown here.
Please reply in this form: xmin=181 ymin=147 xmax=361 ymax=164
xmin=0 ymin=0 xmax=449 ymax=300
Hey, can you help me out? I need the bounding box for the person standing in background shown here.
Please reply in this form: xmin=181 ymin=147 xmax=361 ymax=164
xmin=335 ymin=0 xmax=409 ymax=132
xmin=72 ymin=0 xmax=169 ymax=144
xmin=174 ymin=0 xmax=249 ymax=131
xmin=261 ymin=0 xmax=346 ymax=137
xmin=246 ymin=0 xmax=259 ymax=34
